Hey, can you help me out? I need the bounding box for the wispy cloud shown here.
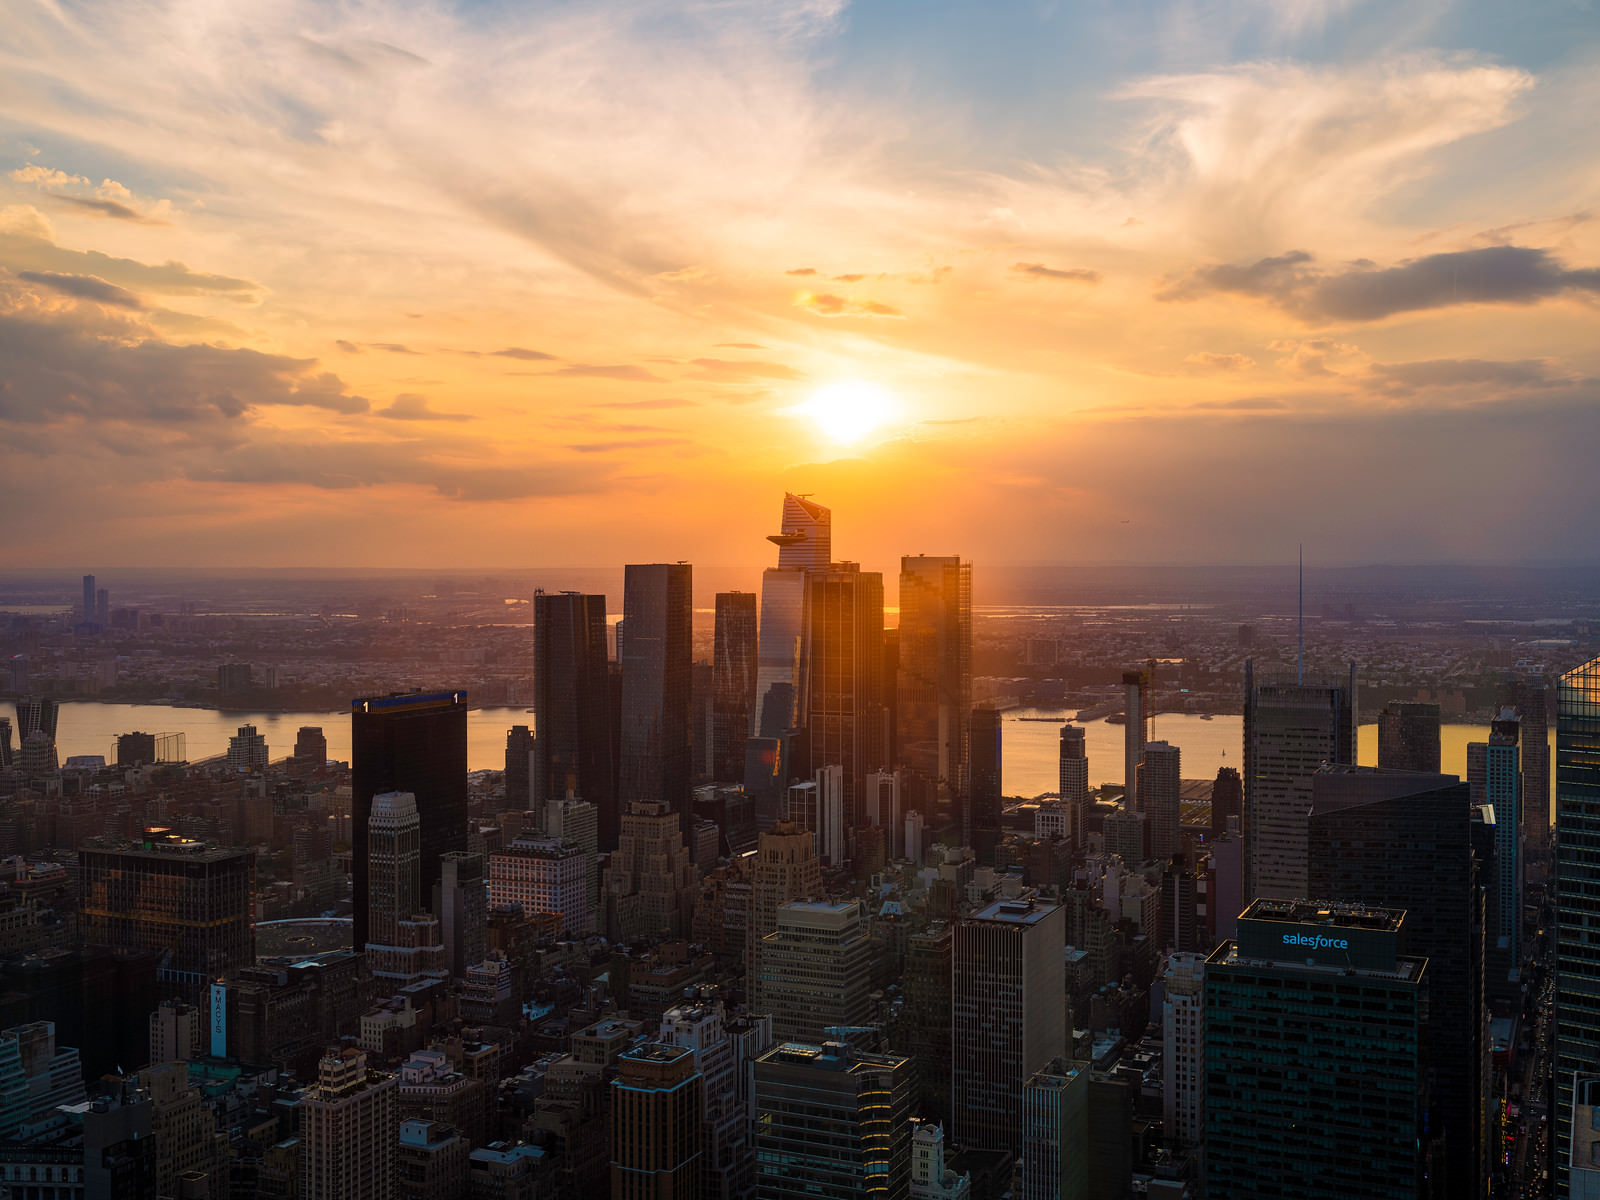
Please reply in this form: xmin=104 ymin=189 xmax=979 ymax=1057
xmin=18 ymin=270 xmax=141 ymax=308
xmin=1012 ymin=262 xmax=1100 ymax=283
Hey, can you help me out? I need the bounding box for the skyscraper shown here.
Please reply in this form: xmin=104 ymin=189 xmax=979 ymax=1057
xmin=611 ymin=1043 xmax=703 ymax=1199
xmin=620 ymin=563 xmax=693 ymax=820
xmin=952 ymin=896 xmax=1066 ymax=1156
xmin=753 ymin=1041 xmax=914 ymax=1199
xmin=1241 ymin=660 xmax=1356 ymax=901
xmin=1471 ymin=709 xmax=1523 ymax=961
xmin=301 ymin=1048 xmax=398 ymax=1200
xmin=533 ymin=591 xmax=617 ymax=846
xmin=899 ymin=922 xmax=952 ymax=1125
xmin=1139 ymin=740 xmax=1181 ymax=862
xmin=504 ymin=724 xmax=534 ymax=811
xmin=712 ymin=591 xmax=758 ymax=783
xmin=1058 ymin=725 xmax=1088 ymax=850
xmin=1203 ymin=899 xmax=1426 ymax=1200
xmin=968 ymin=705 xmax=1002 ymax=851
xmin=1306 ymin=766 xmax=1486 ymax=1197
xmin=437 ymin=851 xmax=486 ymax=978
xmin=1162 ymin=952 xmax=1206 ymax=1150
xmin=756 ymin=900 xmax=875 ymax=1043
xmin=1122 ymin=669 xmax=1148 ymax=810
xmin=367 ymin=791 xmax=421 ymax=952
xmin=351 ymin=691 xmax=469 ymax=950
xmin=753 ymin=494 xmax=831 ymax=739
xmin=804 ymin=563 xmax=886 ymax=826
xmin=12 ymin=697 xmax=57 ymax=773
xmin=1377 ymin=700 xmax=1442 ymax=773
xmin=747 ymin=821 xmax=821 ymax=1013
xmin=1021 ymin=1058 xmax=1089 ymax=1200
xmin=1208 ymin=766 xmax=1242 ymax=835
xmin=226 ymin=723 xmax=268 ymax=773
xmin=1554 ymin=655 xmax=1600 ymax=1195
xmin=866 ymin=769 xmax=903 ymax=858
xmin=1510 ymin=674 xmax=1551 ymax=865
xmin=81 ymin=574 xmax=95 ymax=626
xmin=604 ymin=800 xmax=698 ymax=942
xmin=489 ymin=837 xmax=591 ymax=935
xmin=896 ymin=555 xmax=972 ymax=819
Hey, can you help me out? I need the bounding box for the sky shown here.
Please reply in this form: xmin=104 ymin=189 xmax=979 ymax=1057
xmin=1 ymin=0 xmax=1597 ymax=573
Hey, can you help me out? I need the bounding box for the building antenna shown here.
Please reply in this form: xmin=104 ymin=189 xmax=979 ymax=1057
xmin=1297 ymin=544 xmax=1304 ymax=686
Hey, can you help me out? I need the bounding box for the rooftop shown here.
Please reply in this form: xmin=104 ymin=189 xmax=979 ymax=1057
xmin=1240 ymin=897 xmax=1403 ymax=933
xmin=966 ymin=896 xmax=1058 ymax=926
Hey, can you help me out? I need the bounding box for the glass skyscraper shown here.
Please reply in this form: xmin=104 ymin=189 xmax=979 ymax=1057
xmin=533 ymin=591 xmax=617 ymax=847
xmin=711 ymin=591 xmax=758 ymax=783
xmin=895 ymin=555 xmax=972 ymax=820
xmin=1555 ymin=655 xmax=1600 ymax=1197
xmin=620 ymin=563 xmax=693 ymax=820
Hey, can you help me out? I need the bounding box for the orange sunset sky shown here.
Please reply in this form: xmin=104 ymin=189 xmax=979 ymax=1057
xmin=1 ymin=0 xmax=1597 ymax=571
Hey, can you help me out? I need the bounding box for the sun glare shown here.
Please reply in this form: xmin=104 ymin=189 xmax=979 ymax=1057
xmin=800 ymin=381 xmax=898 ymax=445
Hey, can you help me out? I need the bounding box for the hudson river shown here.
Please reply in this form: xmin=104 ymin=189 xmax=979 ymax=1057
xmin=48 ymin=700 xmax=1553 ymax=825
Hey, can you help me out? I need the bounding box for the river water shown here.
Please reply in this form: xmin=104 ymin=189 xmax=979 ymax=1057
xmin=50 ymin=700 xmax=1552 ymax=826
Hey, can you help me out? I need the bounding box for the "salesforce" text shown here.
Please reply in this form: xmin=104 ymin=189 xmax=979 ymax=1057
xmin=1282 ymin=932 xmax=1349 ymax=951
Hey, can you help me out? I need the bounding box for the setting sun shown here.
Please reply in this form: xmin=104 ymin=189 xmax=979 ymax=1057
xmin=798 ymin=381 xmax=899 ymax=445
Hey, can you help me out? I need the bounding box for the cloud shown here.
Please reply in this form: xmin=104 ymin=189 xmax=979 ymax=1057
xmin=568 ymin=437 xmax=690 ymax=453
xmin=785 ymin=268 xmax=818 ymax=276
xmin=549 ymin=364 xmax=662 ymax=381
xmin=715 ymin=342 xmax=764 ymax=349
xmin=9 ymin=165 xmax=88 ymax=187
xmin=794 ymin=292 xmax=902 ymax=318
xmin=1187 ymin=396 xmax=1288 ymax=410
xmin=1185 ymin=351 xmax=1256 ymax=372
xmin=48 ymin=194 xmax=166 ymax=224
xmin=1160 ymin=246 xmax=1600 ymax=321
xmin=596 ymin=397 xmax=700 ymax=410
xmin=17 ymin=270 xmax=142 ymax=309
xmin=1012 ymin=262 xmax=1101 ymax=283
xmin=1271 ymin=337 xmax=1366 ymax=377
xmin=336 ymin=339 xmax=362 ymax=352
xmin=833 ymin=273 xmax=864 ymax=282
xmin=0 ymin=228 xmax=258 ymax=298
xmin=375 ymin=393 xmax=472 ymax=421
xmin=688 ymin=357 xmax=804 ymax=381
xmin=368 ymin=342 xmax=419 ymax=355
xmin=1365 ymin=358 xmax=1577 ymax=397
xmin=490 ymin=346 xmax=557 ymax=361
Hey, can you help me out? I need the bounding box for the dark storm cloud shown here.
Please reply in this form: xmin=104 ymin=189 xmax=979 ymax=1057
xmin=18 ymin=270 xmax=141 ymax=308
xmin=1159 ymin=246 xmax=1600 ymax=321
xmin=1011 ymin=262 xmax=1102 ymax=283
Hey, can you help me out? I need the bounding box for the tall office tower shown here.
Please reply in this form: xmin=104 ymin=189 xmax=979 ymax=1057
xmin=882 ymin=627 xmax=899 ymax=776
xmin=1139 ymin=740 xmax=1181 ymax=861
xmin=95 ymin=587 xmax=109 ymax=628
xmin=351 ymin=691 xmax=468 ymax=950
xmin=905 ymin=810 xmax=926 ymax=866
xmin=953 ymin=896 xmax=1066 ymax=1156
xmin=1208 ymin=766 xmax=1242 ymax=835
xmin=712 ymin=592 xmax=758 ymax=782
xmin=1470 ymin=710 xmax=1524 ymax=961
xmin=437 ymin=851 xmax=486 ymax=978
xmin=294 ymin=725 xmax=328 ymax=766
xmin=1377 ymin=700 xmax=1442 ymax=773
xmin=81 ymin=574 xmax=95 ymax=624
xmin=1021 ymin=1057 xmax=1089 ymax=1200
xmin=866 ymin=769 xmax=903 ymax=858
xmin=367 ymin=791 xmax=421 ymax=951
xmin=1510 ymin=674 xmax=1551 ymax=863
xmin=804 ymin=562 xmax=886 ymax=825
xmin=968 ymin=704 xmax=1002 ymax=851
xmin=79 ymin=830 xmax=254 ymax=998
xmin=0 ymin=1022 xmax=85 ymax=1139
xmin=1556 ymin=656 xmax=1600 ymax=1196
xmin=753 ymin=1041 xmax=914 ymax=1199
xmin=0 ymin=718 xmax=10 ymax=769
xmin=12 ymin=697 xmax=58 ymax=772
xmin=896 ymin=555 xmax=973 ymax=813
xmin=610 ymin=1043 xmax=703 ymax=1199
xmin=1162 ymin=953 xmax=1206 ymax=1150
xmin=756 ymin=900 xmax=875 ymax=1042
xmin=659 ymin=991 xmax=759 ymax=1200
xmin=746 ymin=821 xmax=821 ymax=1010
xmin=226 ymin=723 xmax=269 ymax=772
xmin=620 ymin=563 xmax=694 ymax=821
xmin=787 ymin=765 xmax=846 ymax=866
xmin=603 ymin=800 xmax=698 ymax=942
xmin=900 ymin=921 xmax=953 ymax=1124
xmin=754 ymin=494 xmax=832 ymax=732
xmin=1203 ymin=900 xmax=1427 ymax=1199
xmin=1306 ymin=767 xmax=1485 ymax=1198
xmin=301 ymin=1048 xmax=398 ymax=1200
xmin=1058 ymin=725 xmax=1089 ymax=850
xmin=549 ymin=794 xmax=601 ymax=911
xmin=1122 ymin=668 xmax=1149 ymax=810
xmin=488 ymin=837 xmax=591 ymax=935
xmin=533 ymin=592 xmax=617 ymax=848
xmin=1241 ymin=660 xmax=1357 ymax=901
xmin=149 ymin=999 xmax=201 ymax=1066
xmin=504 ymin=724 xmax=534 ymax=811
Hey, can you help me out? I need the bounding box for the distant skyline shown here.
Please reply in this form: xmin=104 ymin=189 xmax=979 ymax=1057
xmin=2 ymin=1 xmax=1597 ymax=567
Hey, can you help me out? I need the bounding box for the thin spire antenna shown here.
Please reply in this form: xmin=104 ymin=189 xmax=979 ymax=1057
xmin=1297 ymin=544 xmax=1304 ymax=685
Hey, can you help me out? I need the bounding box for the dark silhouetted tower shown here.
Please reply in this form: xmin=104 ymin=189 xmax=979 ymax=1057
xmin=620 ymin=563 xmax=693 ymax=820
xmin=896 ymin=556 xmax=972 ymax=824
xmin=968 ymin=706 xmax=1002 ymax=850
xmin=504 ymin=724 xmax=534 ymax=811
xmin=1377 ymin=701 xmax=1442 ymax=774
xmin=712 ymin=592 xmax=757 ymax=782
xmin=351 ymin=691 xmax=469 ymax=950
xmin=803 ymin=564 xmax=885 ymax=827
xmin=533 ymin=592 xmax=617 ymax=846
xmin=1557 ymin=656 xmax=1600 ymax=1195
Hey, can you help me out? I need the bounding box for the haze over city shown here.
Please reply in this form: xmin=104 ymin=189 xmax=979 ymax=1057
xmin=3 ymin=0 xmax=1599 ymax=568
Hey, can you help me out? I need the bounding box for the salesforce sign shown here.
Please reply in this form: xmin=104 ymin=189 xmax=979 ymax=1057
xmin=1237 ymin=913 xmax=1401 ymax=971
xmin=1281 ymin=931 xmax=1350 ymax=953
